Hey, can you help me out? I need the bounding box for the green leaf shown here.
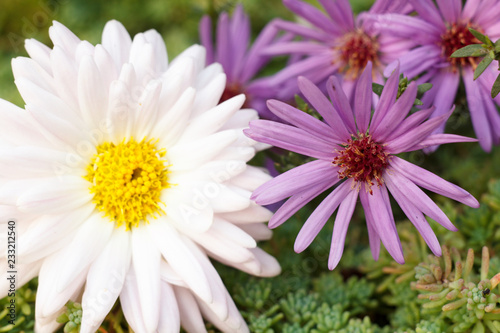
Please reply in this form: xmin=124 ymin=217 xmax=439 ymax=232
xmin=417 ymin=83 xmax=433 ymax=94
xmin=372 ymin=83 xmax=384 ymax=96
xmin=473 ymin=55 xmax=493 ymax=80
xmin=469 ymin=28 xmax=493 ymax=46
xmin=451 ymin=44 xmax=488 ymax=58
xmin=491 ymin=74 xmax=500 ymax=98
xmin=414 ymin=98 xmax=423 ymax=106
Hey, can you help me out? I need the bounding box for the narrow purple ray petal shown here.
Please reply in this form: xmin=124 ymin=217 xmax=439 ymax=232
xmin=266 ymin=99 xmax=341 ymax=142
xmin=463 ymin=67 xmax=493 ymax=152
xmin=410 ymin=133 xmax=478 ymax=151
xmin=262 ymin=41 xmax=327 ymax=55
xmin=317 ymin=0 xmax=354 ymax=31
xmin=383 ymin=45 xmax=442 ymax=79
xmin=272 ymin=19 xmax=332 ymax=42
xmin=371 ymin=81 xmax=417 ymax=141
xmin=269 ymin=175 xmax=340 ymax=229
xmin=354 ymin=62 xmax=373 ymax=133
xmin=267 ymin=54 xmax=334 ymax=87
xmin=251 ymin=160 xmax=337 ymax=204
xmin=385 ymin=175 xmax=442 ymax=256
xmin=370 ymin=63 xmax=400 ymax=131
xmin=462 ymin=0 xmax=481 ymax=19
xmin=384 ymin=169 xmax=457 ymax=231
xmin=436 ymin=0 xmax=461 ymax=23
xmin=390 ymin=156 xmax=479 ymax=208
xmin=360 ymin=184 xmax=405 ymax=264
xmin=328 ymin=188 xmax=358 ymax=270
xmin=385 ymin=107 xmax=435 ymax=142
xmin=335 ymin=0 xmax=355 ymax=29
xmin=326 ymin=76 xmax=356 ymax=133
xmin=245 ymin=120 xmax=335 ymax=159
xmin=409 ymin=0 xmax=446 ymax=30
xmin=216 ymin=12 xmax=232 ymax=78
xmin=298 ymin=76 xmax=351 ymax=141
xmin=365 ymin=207 xmax=381 ymax=260
xmin=384 ymin=108 xmax=453 ymax=154
xmin=294 ymin=182 xmax=352 ymax=253
xmin=229 ymin=5 xmax=250 ymax=82
xmin=372 ymin=14 xmax=442 ymax=43
xmin=199 ymin=16 xmax=214 ymax=64
xmin=283 ymin=0 xmax=339 ymax=34
xmin=242 ymin=20 xmax=281 ymax=82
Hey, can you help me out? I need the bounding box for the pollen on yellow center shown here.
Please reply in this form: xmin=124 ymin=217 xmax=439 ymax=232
xmin=84 ymin=138 xmax=170 ymax=230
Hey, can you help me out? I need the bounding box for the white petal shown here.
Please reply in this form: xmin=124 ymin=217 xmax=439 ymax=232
xmin=191 ymin=73 xmax=226 ymax=118
xmin=173 ymin=286 xmax=207 ymax=333
xmin=178 ymin=94 xmax=245 ymax=143
xmin=147 ymin=219 xmax=213 ymax=303
xmin=102 ymin=20 xmax=132 ymax=69
xmin=24 ymin=38 xmax=52 ymax=73
xmin=143 ymin=29 xmax=168 ymax=73
xmin=157 ymin=281 xmax=180 ymax=333
xmin=217 ymin=204 xmax=273 ymax=224
xmin=131 ymin=226 xmax=161 ymax=333
xmin=54 ymin=213 xmax=114 ymax=292
xmin=49 ymin=21 xmax=81 ymax=55
xmin=80 ymin=229 xmax=131 ymax=333
xmin=134 ymin=79 xmax=162 ymax=139
xmin=238 ymin=223 xmax=273 ymax=241
xmin=12 ymin=57 xmax=56 ymax=94
xmin=120 ymin=267 xmax=148 ymax=333
xmin=154 ymin=87 xmax=195 ymax=149
xmin=50 ymin=46 xmax=79 ymax=110
xmin=78 ymin=55 xmax=109 ymax=130
xmin=17 ymin=176 xmax=93 ymax=214
xmin=168 ymin=130 xmax=238 ymax=171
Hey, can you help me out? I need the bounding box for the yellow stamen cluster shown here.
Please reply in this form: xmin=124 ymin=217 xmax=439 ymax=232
xmin=84 ymin=138 xmax=170 ymax=230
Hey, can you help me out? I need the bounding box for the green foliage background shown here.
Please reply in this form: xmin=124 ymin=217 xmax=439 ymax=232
xmin=2 ymin=0 xmax=500 ymax=332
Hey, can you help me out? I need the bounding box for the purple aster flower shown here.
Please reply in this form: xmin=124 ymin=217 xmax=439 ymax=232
xmin=374 ymin=0 xmax=500 ymax=152
xmin=261 ymin=0 xmax=413 ymax=101
xmin=200 ymin=4 xmax=291 ymax=119
xmin=244 ymin=63 xmax=479 ymax=270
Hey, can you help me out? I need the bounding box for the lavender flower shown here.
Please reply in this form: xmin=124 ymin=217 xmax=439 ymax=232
xmin=374 ymin=0 xmax=500 ymax=152
xmin=199 ymin=4 xmax=290 ymax=119
xmin=261 ymin=0 xmax=413 ymax=101
xmin=245 ymin=63 xmax=479 ymax=270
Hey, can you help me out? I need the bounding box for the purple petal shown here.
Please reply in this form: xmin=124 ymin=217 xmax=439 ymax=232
xmin=410 ymin=133 xmax=478 ymax=150
xmin=409 ymin=0 xmax=446 ymax=30
xmin=269 ymin=176 xmax=340 ymax=228
xmin=242 ymin=20 xmax=281 ymax=82
xmin=384 ymin=169 xmax=457 ymax=231
xmin=390 ymin=156 xmax=479 ymax=208
xmin=317 ymin=0 xmax=354 ymax=31
xmin=354 ymin=61 xmax=373 ymax=133
xmin=245 ymin=120 xmax=335 ymax=159
xmin=262 ymin=41 xmax=327 ymax=55
xmin=365 ymin=206 xmax=381 ymax=260
xmin=384 ymin=108 xmax=453 ymax=154
xmin=328 ymin=188 xmax=358 ymax=270
xmin=267 ymin=54 xmax=334 ymax=87
xmin=251 ymin=160 xmax=338 ymax=204
xmin=199 ymin=16 xmax=214 ymax=64
xmin=463 ymin=67 xmax=493 ymax=151
xmin=371 ymin=81 xmax=417 ymax=141
xmin=294 ymin=181 xmax=352 ymax=252
xmin=283 ymin=0 xmax=339 ymax=34
xmin=360 ymin=183 xmax=404 ymax=264
xmin=326 ymin=76 xmax=356 ymax=133
xmin=384 ymin=45 xmax=442 ymax=79
xmin=229 ymin=5 xmax=250 ymax=82
xmin=436 ymin=0 xmax=461 ymax=23
xmin=272 ymin=19 xmax=332 ymax=42
xmin=372 ymin=14 xmax=442 ymax=44
xmin=386 ymin=107 xmax=435 ymax=142
xmin=384 ymin=174 xmax=442 ymax=256
xmin=370 ymin=63 xmax=400 ymax=131
xmin=462 ymin=0 xmax=481 ymax=19
xmin=216 ymin=12 xmax=232 ymax=77
xmin=298 ymin=76 xmax=351 ymax=141
xmin=266 ymin=99 xmax=341 ymax=142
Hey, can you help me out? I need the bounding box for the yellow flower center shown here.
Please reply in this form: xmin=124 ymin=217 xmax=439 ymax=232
xmin=84 ymin=138 xmax=170 ymax=230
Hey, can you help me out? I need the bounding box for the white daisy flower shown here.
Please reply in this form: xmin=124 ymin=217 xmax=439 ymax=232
xmin=0 ymin=20 xmax=280 ymax=333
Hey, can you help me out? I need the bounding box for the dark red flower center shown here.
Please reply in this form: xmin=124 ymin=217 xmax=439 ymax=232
xmin=336 ymin=30 xmax=379 ymax=79
xmin=332 ymin=134 xmax=389 ymax=194
xmin=440 ymin=22 xmax=481 ymax=69
xmin=220 ymin=82 xmax=250 ymax=108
